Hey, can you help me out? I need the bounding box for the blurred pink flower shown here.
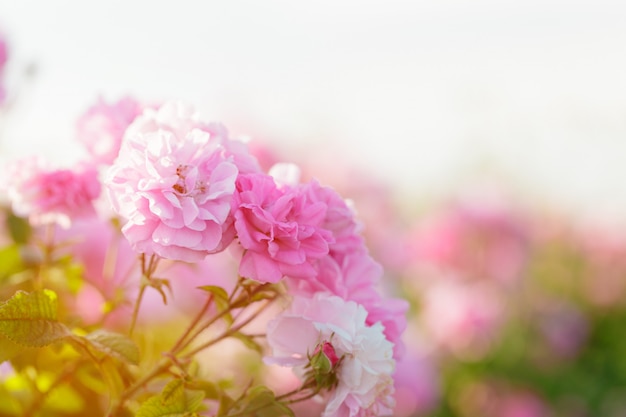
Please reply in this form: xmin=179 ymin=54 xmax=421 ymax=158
xmin=266 ymin=293 xmax=396 ymax=417
xmin=0 ymin=32 xmax=7 ymax=104
xmin=105 ymin=103 xmax=243 ymax=262
xmin=409 ymin=195 xmax=529 ymax=287
xmin=392 ymin=348 xmax=439 ymax=417
xmin=536 ymin=301 xmax=588 ymax=359
xmin=76 ymin=96 xmax=145 ymax=165
xmin=420 ymin=280 xmax=505 ymax=360
xmin=5 ymin=157 xmax=101 ymax=228
xmin=233 ymin=173 xmax=333 ymax=283
xmin=498 ymin=391 xmax=550 ymax=417
xmin=459 ymin=382 xmax=549 ymax=417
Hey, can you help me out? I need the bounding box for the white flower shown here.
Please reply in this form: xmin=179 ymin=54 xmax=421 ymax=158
xmin=266 ymin=293 xmax=396 ymax=417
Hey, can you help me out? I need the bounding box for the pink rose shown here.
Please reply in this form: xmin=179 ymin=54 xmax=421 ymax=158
xmin=5 ymin=157 xmax=101 ymax=228
xmin=105 ymin=102 xmax=245 ymax=262
xmin=233 ymin=173 xmax=333 ymax=283
xmin=300 ymin=180 xmax=365 ymax=264
xmin=76 ymin=96 xmax=145 ymax=165
xmin=126 ymin=101 xmax=261 ymax=175
xmin=266 ymin=293 xmax=396 ymax=417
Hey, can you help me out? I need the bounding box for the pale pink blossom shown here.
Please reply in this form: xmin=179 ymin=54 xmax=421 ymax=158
xmin=287 ymin=252 xmax=408 ymax=359
xmin=266 ymin=293 xmax=396 ymax=417
xmin=76 ymin=96 xmax=145 ymax=165
xmin=233 ymin=173 xmax=333 ymax=283
xmin=105 ymin=116 xmax=239 ymax=261
xmin=126 ymin=101 xmax=261 ymax=175
xmin=5 ymin=157 xmax=101 ymax=228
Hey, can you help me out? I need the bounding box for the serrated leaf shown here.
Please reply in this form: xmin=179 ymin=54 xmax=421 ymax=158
xmin=84 ymin=330 xmax=140 ymax=365
xmin=0 ymin=290 xmax=70 ymax=347
xmin=136 ymin=379 xmax=205 ymax=417
xmin=160 ymin=379 xmax=185 ymax=405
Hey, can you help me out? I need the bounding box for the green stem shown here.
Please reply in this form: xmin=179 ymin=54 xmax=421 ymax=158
xmin=182 ymin=298 xmax=275 ymax=359
xmin=170 ymin=294 xmax=214 ymax=354
xmin=128 ymin=282 xmax=147 ymax=338
xmin=128 ymin=254 xmax=160 ymax=337
xmin=282 ymin=388 xmax=321 ymax=405
xmin=109 ymin=359 xmax=173 ymax=416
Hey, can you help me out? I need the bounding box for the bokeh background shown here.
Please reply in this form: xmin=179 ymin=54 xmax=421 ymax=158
xmin=1 ymin=0 xmax=626 ymax=222
xmin=2 ymin=1 xmax=626 ymax=416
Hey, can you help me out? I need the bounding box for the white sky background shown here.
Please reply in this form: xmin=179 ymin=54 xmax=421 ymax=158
xmin=1 ymin=0 xmax=626 ymax=223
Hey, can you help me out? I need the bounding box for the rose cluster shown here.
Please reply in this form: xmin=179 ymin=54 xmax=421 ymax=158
xmin=4 ymin=98 xmax=407 ymax=417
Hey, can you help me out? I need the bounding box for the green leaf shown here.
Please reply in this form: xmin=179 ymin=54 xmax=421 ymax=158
xmin=185 ymin=379 xmax=222 ymax=400
xmin=226 ymin=386 xmax=294 ymax=417
xmin=231 ymin=283 xmax=280 ymax=309
xmin=0 ymin=290 xmax=70 ymax=347
xmin=232 ymin=332 xmax=263 ymax=355
xmin=83 ymin=330 xmax=140 ymax=365
xmin=135 ymin=379 xmax=205 ymax=417
xmin=6 ymin=210 xmax=31 ymax=244
xmin=197 ymin=285 xmax=233 ymax=323
xmin=160 ymin=379 xmax=185 ymax=405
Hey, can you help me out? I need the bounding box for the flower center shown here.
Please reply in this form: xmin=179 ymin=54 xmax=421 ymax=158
xmin=172 ymin=164 xmax=206 ymax=196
